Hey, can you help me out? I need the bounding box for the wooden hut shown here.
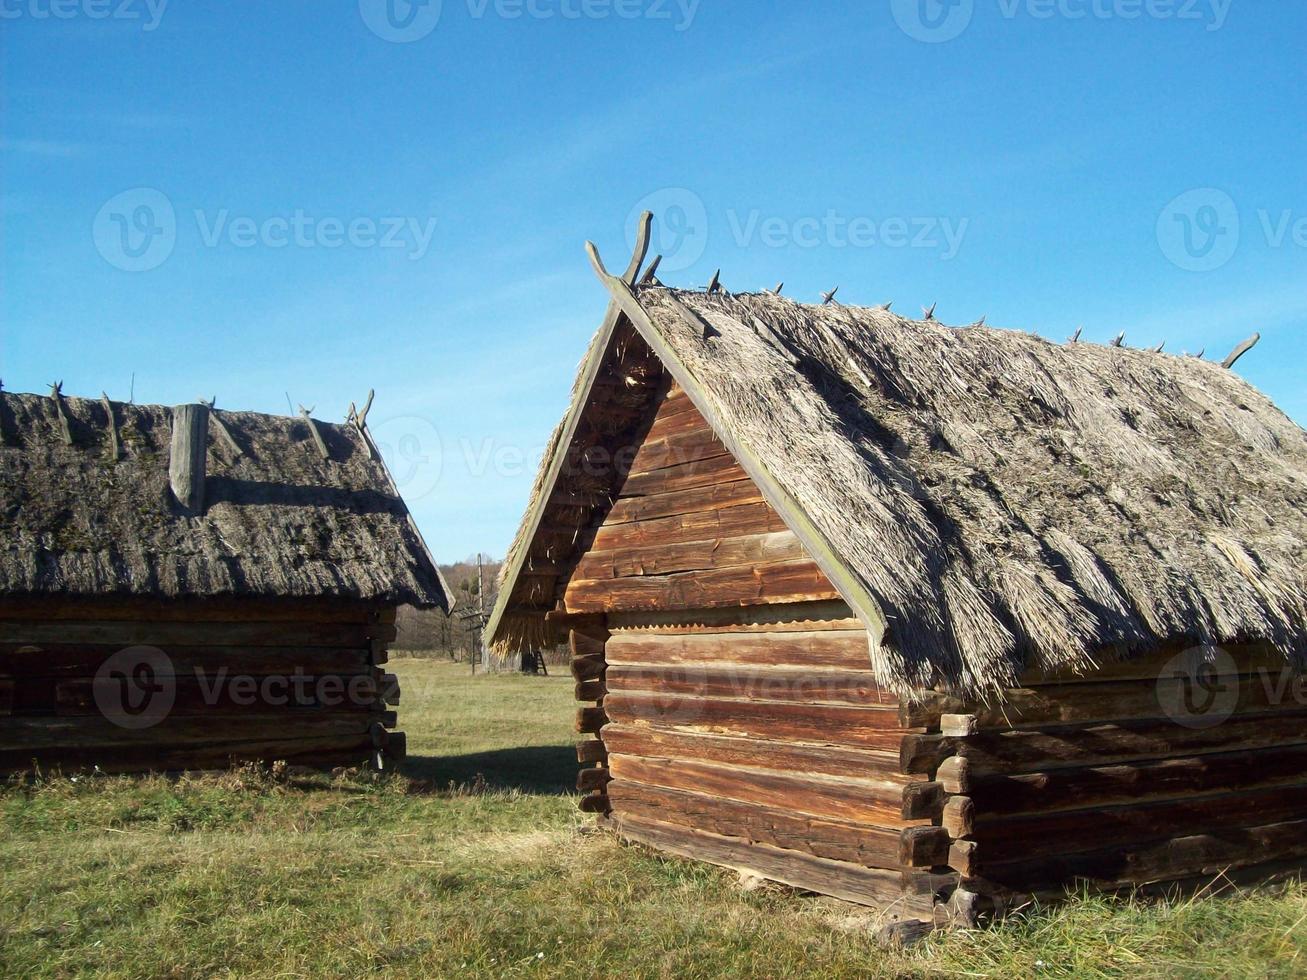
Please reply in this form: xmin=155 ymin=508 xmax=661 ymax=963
xmin=486 ymin=214 xmax=1307 ymax=935
xmin=0 ymin=387 xmax=449 ymax=774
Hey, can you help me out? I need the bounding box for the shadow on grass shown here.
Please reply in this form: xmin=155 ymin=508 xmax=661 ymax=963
xmin=403 ymin=745 xmax=576 ymax=795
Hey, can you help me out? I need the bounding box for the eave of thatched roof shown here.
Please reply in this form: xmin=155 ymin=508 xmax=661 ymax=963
xmin=0 ymin=391 xmax=450 ymax=610
xmin=490 ymin=231 xmax=1307 ymax=698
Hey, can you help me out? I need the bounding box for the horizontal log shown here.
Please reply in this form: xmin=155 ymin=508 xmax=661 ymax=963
xmin=576 ymin=706 xmax=609 ymax=734
xmin=899 ymin=826 xmax=952 ymax=868
xmin=0 ymin=712 xmax=375 ymax=751
xmin=907 ymin=708 xmax=1307 ymax=776
xmin=0 ymin=733 xmax=375 ymax=775
xmin=617 ymin=453 xmax=749 ymax=498
xmin=0 ymin=644 xmax=372 ymax=678
xmin=0 ymin=597 xmax=386 ymax=624
xmin=590 ymin=501 xmax=787 ymax=553
xmin=577 ymin=739 xmax=608 ymax=764
xmin=907 ymin=671 xmax=1307 ymax=730
xmin=969 ymin=741 xmax=1307 ymax=817
xmin=608 ymin=754 xmax=922 ymax=827
xmin=608 ymin=781 xmax=907 ymax=869
xmin=1019 ymin=643 xmax=1288 ymax=687
xmin=609 ymin=813 xmax=931 ymax=913
xmin=605 ymin=479 xmax=765 ymax=527
xmin=626 ymin=425 xmax=729 ymax=476
xmin=607 ymin=601 xmax=858 ymax=634
xmin=603 ymin=693 xmax=906 ymax=750
xmin=53 ymin=676 xmax=383 ymax=717
xmin=570 ymin=655 xmax=606 ymax=683
xmin=607 ymin=664 xmax=894 ymax=707
xmin=606 ymin=629 xmax=872 ymax=671
xmin=600 ymin=724 xmax=908 ymax=783
xmin=974 ymin=818 xmax=1307 ymax=891
xmin=578 ymin=766 xmax=612 ymax=792
xmin=0 ymin=620 xmax=392 ymax=649
xmin=572 ymin=531 xmax=808 ymax=582
xmin=974 ymin=781 xmax=1307 ymax=864
xmin=575 ymin=679 xmax=607 ymax=702
xmin=565 ymin=560 xmax=840 ymax=614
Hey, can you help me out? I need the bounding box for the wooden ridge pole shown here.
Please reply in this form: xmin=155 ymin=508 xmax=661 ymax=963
xmin=49 ymin=382 xmax=73 ymax=445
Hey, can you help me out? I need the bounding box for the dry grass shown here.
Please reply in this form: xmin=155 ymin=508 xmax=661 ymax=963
xmin=1 ymin=659 xmax=1304 ymax=978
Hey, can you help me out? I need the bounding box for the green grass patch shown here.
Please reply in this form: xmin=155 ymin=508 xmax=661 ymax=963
xmin=1 ymin=659 xmax=1304 ymax=978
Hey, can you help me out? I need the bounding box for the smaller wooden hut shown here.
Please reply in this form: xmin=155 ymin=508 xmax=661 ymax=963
xmin=0 ymin=387 xmax=449 ymax=774
xmin=487 ymin=214 xmax=1307 ymax=937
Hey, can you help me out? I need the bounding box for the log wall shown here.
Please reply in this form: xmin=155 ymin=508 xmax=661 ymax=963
xmin=902 ymin=643 xmax=1307 ymax=912
xmin=0 ymin=596 xmax=403 ymax=774
xmin=562 ymin=383 xmax=938 ymax=918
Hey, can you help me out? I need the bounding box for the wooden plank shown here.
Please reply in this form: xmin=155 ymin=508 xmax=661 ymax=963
xmin=908 ymin=708 xmax=1307 ymax=776
xmin=607 ymin=813 xmax=930 ymax=913
xmin=0 ymin=620 xmax=391 ymax=648
xmin=601 ymin=724 xmax=909 ymax=783
xmin=975 ymin=818 xmax=1307 ymax=890
xmin=608 ymin=755 xmax=923 ymax=827
xmin=616 ymin=453 xmax=749 ymax=498
xmin=0 ymin=734 xmax=375 ymax=775
xmin=607 ymin=602 xmax=860 ymax=634
xmin=0 ymin=645 xmax=371 ymax=678
xmin=626 ymin=425 xmax=729 ymax=477
xmin=576 ymin=706 xmax=609 ymax=734
xmin=0 ymin=597 xmax=384 ymax=624
xmin=607 ymin=664 xmax=895 ymax=707
xmin=571 ymin=531 xmax=808 ymax=582
xmin=590 ymin=502 xmax=788 ymax=553
xmin=53 ymin=677 xmax=384 ymax=716
xmin=0 ymin=713 xmax=374 ymax=750
xmin=974 ymin=781 xmax=1307 ymax=864
xmin=564 ymin=559 xmax=840 ymax=613
xmin=608 ymin=781 xmax=908 ymax=869
xmin=907 ymin=671 xmax=1307 ymax=730
xmin=606 ymin=479 xmax=765 ymax=528
xmin=604 ymin=693 xmax=907 ymax=750
xmin=606 ymin=629 xmax=873 ymax=671
xmin=1019 ymin=643 xmax=1288 ymax=686
xmin=969 ymin=741 xmax=1307 ymax=817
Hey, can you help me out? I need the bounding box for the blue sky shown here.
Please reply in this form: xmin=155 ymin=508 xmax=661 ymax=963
xmin=3 ymin=0 xmax=1304 ymax=564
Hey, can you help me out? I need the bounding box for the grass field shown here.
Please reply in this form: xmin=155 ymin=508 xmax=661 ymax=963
xmin=2 ymin=659 xmax=1305 ymax=978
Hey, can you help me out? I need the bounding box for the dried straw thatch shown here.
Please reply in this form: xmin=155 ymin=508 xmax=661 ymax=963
xmin=492 ymin=277 xmax=1307 ymax=698
xmin=0 ymin=391 xmax=449 ymax=608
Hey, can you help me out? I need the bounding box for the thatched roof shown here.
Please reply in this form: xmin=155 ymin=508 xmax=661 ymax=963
xmin=0 ymin=391 xmax=449 ymax=609
xmin=489 ymin=242 xmax=1307 ymax=698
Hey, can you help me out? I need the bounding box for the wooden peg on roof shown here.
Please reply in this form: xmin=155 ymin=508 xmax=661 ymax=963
xmin=707 ymin=269 xmax=721 ymax=294
xmin=880 ymin=301 xmax=892 ymax=312
xmin=1189 ymin=348 xmax=1206 ymax=359
xmin=1222 ymin=333 xmax=1260 ymax=370
xmin=0 ymin=379 xmax=6 ymax=447
xmin=972 ymin=315 xmax=987 ymax=327
xmin=639 ymin=254 xmax=663 ymax=286
xmin=923 ymin=302 xmax=937 ymax=321
xmin=49 ymin=382 xmax=73 ymax=445
xmin=101 ymin=392 xmax=120 ymax=460
xmin=349 ymin=389 xmax=377 ymax=459
xmin=1111 ymin=332 xmax=1126 ymax=348
xmin=1069 ymin=326 xmax=1082 ymax=343
xmin=298 ymin=404 xmax=330 ymax=460
xmin=821 ymin=287 xmax=839 ymax=305
xmin=1150 ymin=342 xmax=1166 ymax=353
xmin=201 ymin=397 xmax=243 ymax=458
xmin=770 ymin=282 xmax=784 ymax=296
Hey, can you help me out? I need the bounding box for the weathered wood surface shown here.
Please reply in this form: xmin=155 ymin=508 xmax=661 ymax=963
xmin=902 ymin=708 xmax=1307 ymax=776
xmin=0 ymin=620 xmax=393 ymax=648
xmin=0 ymin=645 xmax=372 ymax=678
xmin=572 ymin=531 xmax=808 ymax=582
xmin=1018 ymin=643 xmax=1288 ymax=686
xmin=601 ymin=725 xmax=907 ymax=783
xmin=169 ymin=402 xmax=209 ymax=512
xmin=565 ymin=560 xmax=840 ymax=613
xmin=607 ymin=602 xmax=859 ymax=634
xmin=608 ymin=781 xmax=908 ymax=869
xmin=0 ymin=734 xmax=375 ymax=774
xmin=53 ymin=676 xmax=385 ymax=715
xmin=607 ymin=813 xmax=932 ymax=913
xmin=603 ymin=692 xmax=907 ymax=749
xmin=604 ymin=479 xmax=765 ymax=527
xmin=588 ymin=502 xmax=787 ymax=553
xmin=608 ymin=755 xmax=924 ymax=827
xmin=0 ymin=597 xmax=388 ymax=624
xmin=617 ymin=452 xmax=749 ymax=498
xmin=605 ymin=629 xmax=872 ymax=670
xmin=607 ymin=664 xmax=895 ymax=707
